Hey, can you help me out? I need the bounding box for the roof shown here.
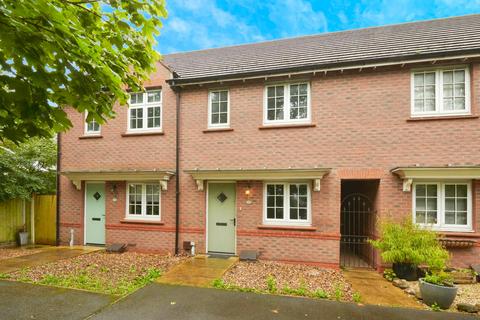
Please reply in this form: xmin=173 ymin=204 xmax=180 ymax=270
xmin=163 ymin=14 xmax=480 ymax=84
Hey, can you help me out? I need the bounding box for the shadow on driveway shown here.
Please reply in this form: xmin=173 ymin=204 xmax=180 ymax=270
xmin=91 ymin=283 xmax=474 ymax=320
xmin=0 ymin=281 xmax=115 ymax=320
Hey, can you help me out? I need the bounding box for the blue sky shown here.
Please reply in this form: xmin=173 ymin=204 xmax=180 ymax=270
xmin=157 ymin=0 xmax=480 ymax=54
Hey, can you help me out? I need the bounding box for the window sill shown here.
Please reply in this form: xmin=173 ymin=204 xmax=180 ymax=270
xmin=121 ymin=131 xmax=164 ymax=137
xmin=257 ymin=225 xmax=316 ymax=231
xmin=203 ymin=128 xmax=234 ymax=133
xmin=79 ymin=135 xmax=103 ymax=139
xmin=407 ymin=115 xmax=478 ymax=122
xmin=120 ymin=219 xmax=164 ymax=225
xmin=259 ymin=123 xmax=316 ymax=130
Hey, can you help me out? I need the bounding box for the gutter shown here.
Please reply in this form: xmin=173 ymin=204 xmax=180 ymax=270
xmin=167 ymin=51 xmax=480 ymax=87
xmin=174 ymin=88 xmax=181 ymax=254
xmin=55 ymin=133 xmax=61 ymax=246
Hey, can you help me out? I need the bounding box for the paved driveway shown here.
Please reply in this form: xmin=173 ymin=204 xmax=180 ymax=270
xmin=0 ymin=281 xmax=115 ymax=320
xmin=91 ymin=284 xmax=475 ymax=320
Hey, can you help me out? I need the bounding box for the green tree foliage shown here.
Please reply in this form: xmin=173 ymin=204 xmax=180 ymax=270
xmin=370 ymin=218 xmax=450 ymax=269
xmin=0 ymin=138 xmax=57 ymax=201
xmin=0 ymin=0 xmax=167 ymax=143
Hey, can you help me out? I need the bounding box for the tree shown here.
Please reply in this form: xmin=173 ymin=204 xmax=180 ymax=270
xmin=0 ymin=138 xmax=57 ymax=201
xmin=0 ymin=0 xmax=167 ymax=143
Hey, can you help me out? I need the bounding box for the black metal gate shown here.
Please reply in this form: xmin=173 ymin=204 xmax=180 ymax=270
xmin=340 ymin=193 xmax=375 ymax=268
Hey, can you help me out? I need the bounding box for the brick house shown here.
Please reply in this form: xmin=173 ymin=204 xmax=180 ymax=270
xmin=59 ymin=15 xmax=480 ymax=269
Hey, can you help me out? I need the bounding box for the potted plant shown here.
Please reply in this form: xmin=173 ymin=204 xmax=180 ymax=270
xmin=18 ymin=224 xmax=29 ymax=246
xmin=419 ymin=271 xmax=457 ymax=309
xmin=370 ymin=218 xmax=449 ymax=281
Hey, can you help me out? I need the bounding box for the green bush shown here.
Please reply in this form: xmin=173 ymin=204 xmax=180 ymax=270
xmin=369 ymin=218 xmax=450 ymax=269
xmin=424 ymin=271 xmax=454 ymax=287
xmin=266 ymin=275 xmax=277 ymax=294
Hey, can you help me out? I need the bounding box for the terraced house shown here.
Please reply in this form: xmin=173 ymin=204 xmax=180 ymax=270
xmin=59 ymin=15 xmax=480 ymax=269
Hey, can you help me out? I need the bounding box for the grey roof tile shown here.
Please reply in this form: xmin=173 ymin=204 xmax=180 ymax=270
xmin=163 ymin=14 xmax=480 ymax=83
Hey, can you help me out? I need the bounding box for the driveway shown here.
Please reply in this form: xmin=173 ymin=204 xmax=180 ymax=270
xmin=91 ymin=283 xmax=475 ymax=320
xmin=0 ymin=281 xmax=115 ymax=320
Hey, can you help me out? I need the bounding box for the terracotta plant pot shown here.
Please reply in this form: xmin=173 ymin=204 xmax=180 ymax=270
xmin=392 ymin=263 xmax=418 ymax=281
xmin=419 ymin=278 xmax=458 ymax=309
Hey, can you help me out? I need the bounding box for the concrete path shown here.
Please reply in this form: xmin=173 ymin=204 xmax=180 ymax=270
xmin=0 ymin=246 xmax=102 ymax=274
xmin=0 ymin=280 xmax=115 ymax=320
xmin=157 ymin=255 xmax=238 ymax=287
xmin=343 ymin=269 xmax=421 ymax=308
xmin=90 ymin=283 xmax=474 ymax=320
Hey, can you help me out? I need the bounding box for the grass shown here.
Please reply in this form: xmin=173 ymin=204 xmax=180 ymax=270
xmin=29 ymin=267 xmax=162 ymax=296
xmin=212 ymin=277 xmax=346 ymax=301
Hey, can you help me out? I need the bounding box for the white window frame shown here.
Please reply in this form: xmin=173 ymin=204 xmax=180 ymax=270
xmin=208 ymin=89 xmax=230 ymax=128
xmin=263 ymin=82 xmax=311 ymax=125
xmin=125 ymin=182 xmax=161 ymax=221
xmin=412 ymin=181 xmax=472 ymax=232
xmin=127 ymin=90 xmax=163 ymax=132
xmin=263 ymin=182 xmax=311 ymax=226
xmin=84 ymin=112 xmax=101 ymax=136
xmin=410 ymin=66 xmax=471 ymax=117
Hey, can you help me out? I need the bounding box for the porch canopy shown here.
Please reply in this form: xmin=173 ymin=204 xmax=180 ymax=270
xmin=62 ymin=169 xmax=175 ymax=191
xmin=391 ymin=166 xmax=480 ymax=192
xmin=185 ymin=168 xmax=331 ymax=191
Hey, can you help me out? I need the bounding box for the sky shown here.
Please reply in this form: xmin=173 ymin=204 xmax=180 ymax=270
xmin=156 ymin=0 xmax=480 ymax=54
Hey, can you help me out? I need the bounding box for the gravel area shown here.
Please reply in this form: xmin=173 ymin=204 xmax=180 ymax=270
xmin=222 ymin=261 xmax=354 ymax=301
xmin=8 ymin=251 xmax=187 ymax=295
xmin=0 ymin=247 xmax=43 ymax=261
xmin=407 ymin=281 xmax=480 ymax=312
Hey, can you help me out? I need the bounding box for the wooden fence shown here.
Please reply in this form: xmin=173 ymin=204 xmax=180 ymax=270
xmin=0 ymin=195 xmax=56 ymax=245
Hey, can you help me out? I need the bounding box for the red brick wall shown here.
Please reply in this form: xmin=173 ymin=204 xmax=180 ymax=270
xmin=178 ymin=61 xmax=480 ymax=267
xmin=60 ymin=60 xmax=480 ymax=268
xmin=59 ymin=62 xmax=177 ymax=250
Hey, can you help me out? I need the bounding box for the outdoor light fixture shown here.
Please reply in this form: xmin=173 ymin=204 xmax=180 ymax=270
xmin=111 ymin=184 xmax=118 ymax=202
xmin=245 ymin=184 xmax=253 ymax=204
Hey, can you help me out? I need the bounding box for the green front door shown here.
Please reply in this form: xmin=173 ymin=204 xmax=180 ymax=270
xmin=85 ymin=183 xmax=106 ymax=245
xmin=208 ymin=183 xmax=236 ymax=254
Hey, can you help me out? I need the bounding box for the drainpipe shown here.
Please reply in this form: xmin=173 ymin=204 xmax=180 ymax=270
xmin=174 ymin=88 xmax=181 ymax=255
xmin=55 ymin=133 xmax=61 ymax=246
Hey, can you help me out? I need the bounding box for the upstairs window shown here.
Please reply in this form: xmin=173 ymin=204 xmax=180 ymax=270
xmin=84 ymin=113 xmax=100 ymax=135
xmin=128 ymin=90 xmax=162 ymax=131
xmin=413 ymin=182 xmax=472 ymax=232
xmin=264 ymin=83 xmax=310 ymax=125
xmin=411 ymin=67 xmax=470 ymax=117
xmin=208 ymin=90 xmax=229 ymax=128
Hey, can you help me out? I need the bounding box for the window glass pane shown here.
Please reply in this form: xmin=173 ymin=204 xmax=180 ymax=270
xmin=426 ymin=213 xmax=437 ymax=224
xmin=220 ymin=113 xmax=228 ymax=123
xmin=290 ymin=208 xmax=298 ymax=220
xmin=267 ymin=208 xmax=274 ymax=219
xmin=413 ymin=72 xmax=436 ymax=113
xmin=275 ymin=208 xmax=283 ymax=219
xmin=266 ymin=86 xmax=285 ymax=121
xmin=289 ymin=83 xmax=308 ymax=120
xmin=457 ymin=212 xmax=467 ymax=225
xmin=426 ymin=185 xmax=437 ymax=197
xmin=445 ymin=212 xmax=455 ymax=224
xmin=416 ymin=211 xmax=426 ymax=224
xmin=457 ymin=185 xmax=467 ymax=197
xmin=266 ymin=184 xmax=284 ymax=220
xmin=130 ymin=92 xmax=143 ymax=104
xmin=147 ymin=106 xmax=161 ymax=128
xmin=443 ymin=70 xmax=466 ymax=111
xmin=299 ymin=209 xmax=307 ymax=220
xmin=147 ymin=90 xmax=161 ymax=103
xmin=416 ymin=184 xmax=426 ymax=196
xmin=220 ymin=91 xmax=228 ymax=101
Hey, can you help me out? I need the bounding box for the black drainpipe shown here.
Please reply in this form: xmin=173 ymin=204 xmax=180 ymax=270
xmin=55 ymin=133 xmax=61 ymax=246
xmin=174 ymin=87 xmax=181 ymax=254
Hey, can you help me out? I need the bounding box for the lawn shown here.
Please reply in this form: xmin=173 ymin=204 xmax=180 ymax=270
xmin=6 ymin=251 xmax=187 ymax=296
xmin=214 ymin=261 xmax=357 ymax=302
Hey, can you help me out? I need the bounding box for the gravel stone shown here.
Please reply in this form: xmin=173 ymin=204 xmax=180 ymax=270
xmin=222 ymin=261 xmax=354 ymax=301
xmin=393 ymin=279 xmax=409 ymax=289
xmin=457 ymin=303 xmax=479 ymax=313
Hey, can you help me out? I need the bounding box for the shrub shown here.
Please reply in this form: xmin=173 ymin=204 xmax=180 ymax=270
xmin=383 ymin=269 xmax=396 ymax=281
xmin=369 ymin=218 xmax=450 ymax=269
xmin=424 ymin=271 xmax=454 ymax=287
xmin=266 ymin=275 xmax=277 ymax=294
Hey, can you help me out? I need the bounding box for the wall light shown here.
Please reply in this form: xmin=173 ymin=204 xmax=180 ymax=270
xmin=111 ymin=183 xmax=118 ymax=202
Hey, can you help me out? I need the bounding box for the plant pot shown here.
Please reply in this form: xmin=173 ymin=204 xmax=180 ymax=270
xmin=18 ymin=232 xmax=29 ymax=246
xmin=392 ymin=263 xmax=418 ymax=281
xmin=419 ymin=278 xmax=458 ymax=309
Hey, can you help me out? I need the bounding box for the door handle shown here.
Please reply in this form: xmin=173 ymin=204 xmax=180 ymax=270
xmin=230 ymin=218 xmax=236 ymax=226
xmin=92 ymin=218 xmax=101 ymax=221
